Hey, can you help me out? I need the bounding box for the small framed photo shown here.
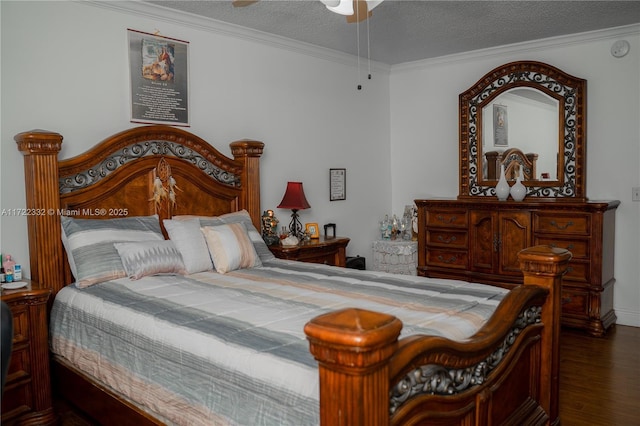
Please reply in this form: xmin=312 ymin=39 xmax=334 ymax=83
xmin=493 ymin=104 xmax=508 ymax=147
xmin=305 ymin=223 xmax=320 ymax=239
xmin=330 ymin=168 xmax=346 ymax=201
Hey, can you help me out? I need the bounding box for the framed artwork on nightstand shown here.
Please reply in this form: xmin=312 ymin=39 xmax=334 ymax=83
xmin=305 ymin=223 xmax=320 ymax=239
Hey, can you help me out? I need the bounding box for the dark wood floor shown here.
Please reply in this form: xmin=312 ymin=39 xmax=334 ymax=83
xmin=559 ymin=325 xmax=640 ymax=426
xmin=56 ymin=325 xmax=640 ymax=425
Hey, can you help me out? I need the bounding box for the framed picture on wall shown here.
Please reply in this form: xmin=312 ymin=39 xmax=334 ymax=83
xmin=330 ymin=168 xmax=346 ymax=201
xmin=128 ymin=29 xmax=190 ymax=126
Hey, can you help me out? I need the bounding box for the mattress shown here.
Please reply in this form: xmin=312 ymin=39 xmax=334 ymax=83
xmin=50 ymin=259 xmax=508 ymax=425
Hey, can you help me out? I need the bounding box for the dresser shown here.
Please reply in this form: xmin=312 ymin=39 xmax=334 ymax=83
xmin=416 ymin=199 xmax=619 ymax=336
xmin=269 ymin=236 xmax=350 ymax=267
xmin=1 ymin=280 xmax=56 ymax=425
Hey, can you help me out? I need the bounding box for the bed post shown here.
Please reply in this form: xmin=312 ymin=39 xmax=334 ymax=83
xmin=230 ymin=140 xmax=264 ymax=231
xmin=15 ymin=130 xmax=66 ymax=294
xmin=518 ymin=245 xmax=572 ymax=426
xmin=304 ymin=308 xmax=402 ymax=426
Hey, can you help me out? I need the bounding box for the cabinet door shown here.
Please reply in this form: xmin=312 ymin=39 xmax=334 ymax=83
xmin=469 ymin=211 xmax=497 ymax=274
xmin=470 ymin=211 xmax=530 ymax=276
xmin=498 ymin=211 xmax=531 ymax=275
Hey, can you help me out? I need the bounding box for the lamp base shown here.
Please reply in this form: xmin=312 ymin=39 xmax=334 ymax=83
xmin=288 ymin=210 xmax=304 ymax=238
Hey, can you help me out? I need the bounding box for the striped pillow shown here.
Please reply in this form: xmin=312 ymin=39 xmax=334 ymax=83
xmin=61 ymin=215 xmax=164 ymax=288
xmin=201 ymin=222 xmax=262 ymax=274
xmin=114 ymin=240 xmax=186 ymax=280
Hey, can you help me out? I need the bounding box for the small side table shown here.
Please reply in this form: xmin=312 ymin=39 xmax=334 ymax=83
xmin=372 ymin=239 xmax=418 ymax=275
xmin=1 ymin=279 xmax=56 ymax=425
xmin=269 ymin=236 xmax=350 ymax=267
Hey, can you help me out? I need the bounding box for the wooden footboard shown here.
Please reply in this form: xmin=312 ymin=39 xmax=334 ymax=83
xmin=305 ymin=245 xmax=570 ymax=426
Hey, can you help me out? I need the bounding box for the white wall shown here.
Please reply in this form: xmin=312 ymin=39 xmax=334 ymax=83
xmin=2 ymin=2 xmax=638 ymax=327
xmin=390 ymin=26 xmax=640 ymax=326
xmin=0 ymin=1 xmax=391 ymax=271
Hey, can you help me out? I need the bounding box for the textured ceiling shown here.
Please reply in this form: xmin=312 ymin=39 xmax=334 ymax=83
xmin=147 ymin=1 xmax=640 ymax=65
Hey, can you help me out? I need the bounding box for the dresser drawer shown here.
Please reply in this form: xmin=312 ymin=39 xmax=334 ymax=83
xmin=564 ymin=261 xmax=589 ymax=283
xmin=562 ymin=288 xmax=589 ymax=317
xmin=426 ymin=249 xmax=468 ymax=269
xmin=534 ymin=237 xmax=589 ymax=259
xmin=426 ymin=229 xmax=468 ymax=248
xmin=426 ymin=210 xmax=468 ymax=228
xmin=534 ymin=213 xmax=590 ymax=235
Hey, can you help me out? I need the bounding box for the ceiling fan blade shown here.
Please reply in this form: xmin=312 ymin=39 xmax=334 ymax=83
xmin=232 ymin=0 xmax=259 ymax=7
xmin=346 ymin=0 xmax=373 ymax=23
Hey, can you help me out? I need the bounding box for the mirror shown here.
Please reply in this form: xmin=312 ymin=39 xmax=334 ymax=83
xmin=459 ymin=61 xmax=587 ymax=200
xmin=481 ymin=88 xmax=559 ymax=181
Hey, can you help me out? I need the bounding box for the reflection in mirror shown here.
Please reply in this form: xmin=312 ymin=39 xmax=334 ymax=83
xmin=481 ymin=88 xmax=559 ymax=181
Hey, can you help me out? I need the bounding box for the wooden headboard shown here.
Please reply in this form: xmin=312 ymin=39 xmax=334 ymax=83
xmin=16 ymin=125 xmax=264 ymax=295
xmin=485 ymin=148 xmax=538 ymax=180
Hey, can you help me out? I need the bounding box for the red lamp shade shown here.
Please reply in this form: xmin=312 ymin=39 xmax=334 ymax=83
xmin=277 ymin=182 xmax=311 ymax=211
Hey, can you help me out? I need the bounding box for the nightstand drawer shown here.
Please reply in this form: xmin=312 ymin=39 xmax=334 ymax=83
xmin=1 ymin=381 xmax=33 ymax=421
xmin=6 ymin=346 xmax=31 ymax=382
xmin=11 ymin=305 xmax=30 ymax=344
xmin=269 ymin=237 xmax=350 ymax=267
xmin=296 ymin=251 xmax=337 ymax=265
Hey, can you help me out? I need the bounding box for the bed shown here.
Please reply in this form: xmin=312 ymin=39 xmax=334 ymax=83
xmin=16 ymin=125 xmax=570 ymax=426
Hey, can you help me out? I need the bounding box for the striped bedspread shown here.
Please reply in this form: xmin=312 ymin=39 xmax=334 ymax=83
xmin=50 ymin=259 xmax=508 ymax=426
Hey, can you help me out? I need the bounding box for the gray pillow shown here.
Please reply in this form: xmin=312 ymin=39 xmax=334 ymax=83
xmin=61 ymin=215 xmax=164 ymax=288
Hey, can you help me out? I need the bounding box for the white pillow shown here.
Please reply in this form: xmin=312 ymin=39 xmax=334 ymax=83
xmin=163 ymin=218 xmax=213 ymax=274
xmin=201 ymin=222 xmax=262 ymax=274
xmin=174 ymin=210 xmax=275 ymax=262
xmin=114 ymin=240 xmax=186 ymax=280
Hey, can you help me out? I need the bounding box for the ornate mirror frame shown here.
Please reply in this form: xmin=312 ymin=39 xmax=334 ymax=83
xmin=458 ymin=61 xmax=587 ymax=201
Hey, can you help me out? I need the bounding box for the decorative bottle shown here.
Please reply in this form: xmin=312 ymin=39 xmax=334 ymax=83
xmin=495 ymin=164 xmax=510 ymax=201
xmin=3 ymin=254 xmax=15 ymax=283
xmin=510 ymin=167 xmax=527 ymax=202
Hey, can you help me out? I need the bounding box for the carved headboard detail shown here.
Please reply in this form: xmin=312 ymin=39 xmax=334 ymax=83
xmin=485 ymin=148 xmax=538 ymax=181
xmin=16 ymin=125 xmax=264 ymax=294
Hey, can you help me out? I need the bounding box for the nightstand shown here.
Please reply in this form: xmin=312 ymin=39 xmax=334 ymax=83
xmin=269 ymin=236 xmax=350 ymax=267
xmin=1 ymin=280 xmax=56 ymax=425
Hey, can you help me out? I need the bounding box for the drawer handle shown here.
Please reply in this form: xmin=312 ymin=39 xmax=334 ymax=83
xmin=549 ymin=220 xmax=574 ymax=230
xmin=437 ymin=255 xmax=458 ymax=264
xmin=436 ymin=215 xmax=457 ymax=224
xmin=562 ymin=296 xmax=572 ymax=305
xmin=437 ymin=235 xmax=457 ymax=244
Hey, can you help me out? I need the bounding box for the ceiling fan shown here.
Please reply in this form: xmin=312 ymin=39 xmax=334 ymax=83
xmin=231 ymin=0 xmax=384 ymax=23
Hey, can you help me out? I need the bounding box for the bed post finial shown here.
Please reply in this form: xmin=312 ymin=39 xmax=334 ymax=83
xmin=305 ymin=308 xmax=402 ymax=426
xmin=519 ymin=245 xmax=572 ymax=426
xmin=230 ymin=140 xmax=264 ymax=231
xmin=15 ymin=130 xmax=66 ymax=293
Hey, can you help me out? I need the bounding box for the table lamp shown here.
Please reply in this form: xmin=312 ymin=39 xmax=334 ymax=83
xmin=277 ymin=182 xmax=311 ymax=238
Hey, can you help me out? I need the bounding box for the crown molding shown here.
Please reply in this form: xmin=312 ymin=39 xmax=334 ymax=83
xmin=82 ymin=0 xmax=390 ymax=75
xmin=392 ymin=23 xmax=640 ymax=73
